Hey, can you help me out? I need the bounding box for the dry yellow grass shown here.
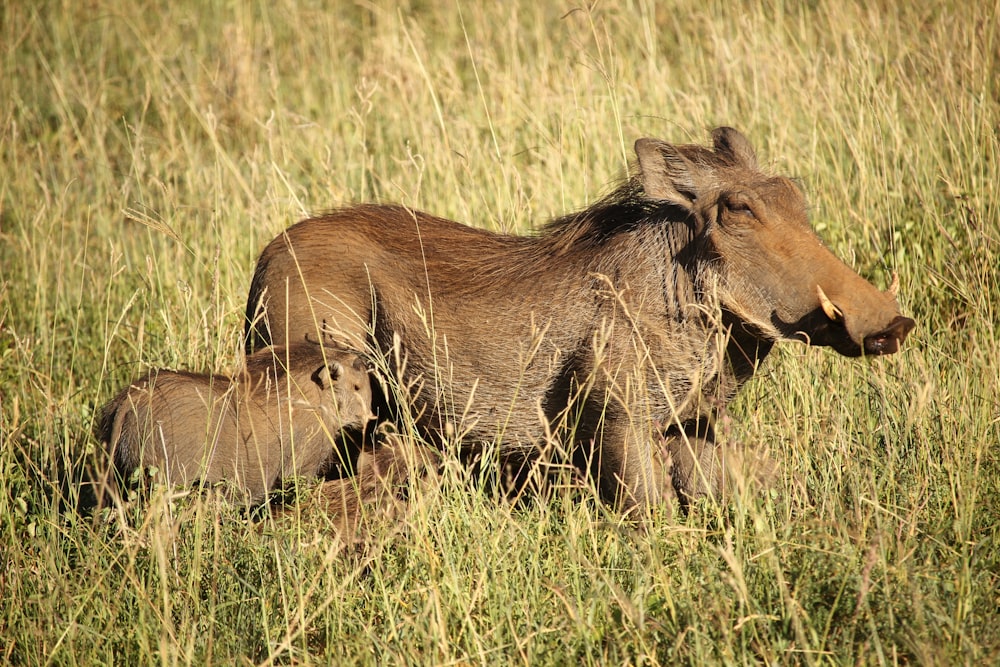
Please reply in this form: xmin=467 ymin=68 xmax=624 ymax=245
xmin=1 ymin=1 xmax=997 ymax=664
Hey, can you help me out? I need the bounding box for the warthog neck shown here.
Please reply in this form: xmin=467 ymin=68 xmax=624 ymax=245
xmin=722 ymin=310 xmax=774 ymax=386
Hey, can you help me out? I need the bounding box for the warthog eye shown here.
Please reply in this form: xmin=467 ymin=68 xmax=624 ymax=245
xmin=724 ymin=198 xmax=755 ymax=218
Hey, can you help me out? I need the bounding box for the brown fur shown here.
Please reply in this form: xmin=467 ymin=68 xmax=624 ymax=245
xmin=296 ymin=435 xmax=443 ymax=540
xmin=94 ymin=342 xmax=374 ymax=504
xmin=244 ymin=127 xmax=915 ymax=515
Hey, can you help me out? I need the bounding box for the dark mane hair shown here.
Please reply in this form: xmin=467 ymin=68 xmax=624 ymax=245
xmin=537 ymin=176 xmax=695 ymax=257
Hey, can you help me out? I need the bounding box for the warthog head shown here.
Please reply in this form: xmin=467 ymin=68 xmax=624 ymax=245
xmin=636 ymin=127 xmax=915 ymax=357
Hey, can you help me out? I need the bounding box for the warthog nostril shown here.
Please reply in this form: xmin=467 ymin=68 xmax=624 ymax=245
xmin=863 ymin=316 xmax=916 ymax=355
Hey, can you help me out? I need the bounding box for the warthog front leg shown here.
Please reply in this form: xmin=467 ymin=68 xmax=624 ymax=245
xmin=589 ymin=416 xmax=678 ymax=518
xmin=660 ymin=433 xmax=778 ymax=506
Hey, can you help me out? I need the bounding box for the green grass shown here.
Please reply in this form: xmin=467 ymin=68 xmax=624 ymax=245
xmin=2 ymin=0 xmax=998 ymax=664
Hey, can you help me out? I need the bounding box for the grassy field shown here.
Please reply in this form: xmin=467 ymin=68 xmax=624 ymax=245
xmin=2 ymin=0 xmax=998 ymax=664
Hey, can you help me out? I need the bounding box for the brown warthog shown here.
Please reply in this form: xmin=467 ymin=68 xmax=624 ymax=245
xmin=244 ymin=127 xmax=915 ymax=515
xmin=95 ymin=341 xmax=374 ymax=504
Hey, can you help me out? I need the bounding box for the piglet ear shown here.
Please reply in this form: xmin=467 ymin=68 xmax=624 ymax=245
xmin=312 ymin=361 xmax=343 ymax=390
xmin=634 ymin=138 xmax=699 ymax=210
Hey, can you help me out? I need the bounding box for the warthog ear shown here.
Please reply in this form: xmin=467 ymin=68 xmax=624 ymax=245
xmin=634 ymin=138 xmax=699 ymax=210
xmin=711 ymin=126 xmax=758 ymax=169
xmin=313 ymin=361 xmax=344 ymax=390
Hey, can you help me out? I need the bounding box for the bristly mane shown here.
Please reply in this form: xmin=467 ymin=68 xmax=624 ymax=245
xmin=537 ymin=178 xmax=648 ymax=254
xmin=530 ymin=172 xmax=707 ymax=330
xmin=535 ymin=138 xmax=748 ymax=259
xmin=536 ymin=176 xmax=695 ymax=258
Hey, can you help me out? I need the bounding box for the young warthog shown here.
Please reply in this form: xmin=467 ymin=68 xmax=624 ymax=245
xmin=95 ymin=342 xmax=374 ymax=504
xmin=244 ymin=127 xmax=915 ymax=515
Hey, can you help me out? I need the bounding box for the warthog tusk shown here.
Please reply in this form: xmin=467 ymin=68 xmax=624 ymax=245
xmin=816 ymin=285 xmax=843 ymax=322
xmin=887 ymin=271 xmax=900 ymax=298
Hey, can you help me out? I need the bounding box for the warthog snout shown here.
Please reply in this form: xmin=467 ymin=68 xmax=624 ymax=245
xmin=863 ymin=315 xmax=916 ymax=356
xmin=812 ymin=279 xmax=915 ymax=357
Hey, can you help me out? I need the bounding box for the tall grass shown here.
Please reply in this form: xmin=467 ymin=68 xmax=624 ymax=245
xmin=2 ymin=0 xmax=997 ymax=663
